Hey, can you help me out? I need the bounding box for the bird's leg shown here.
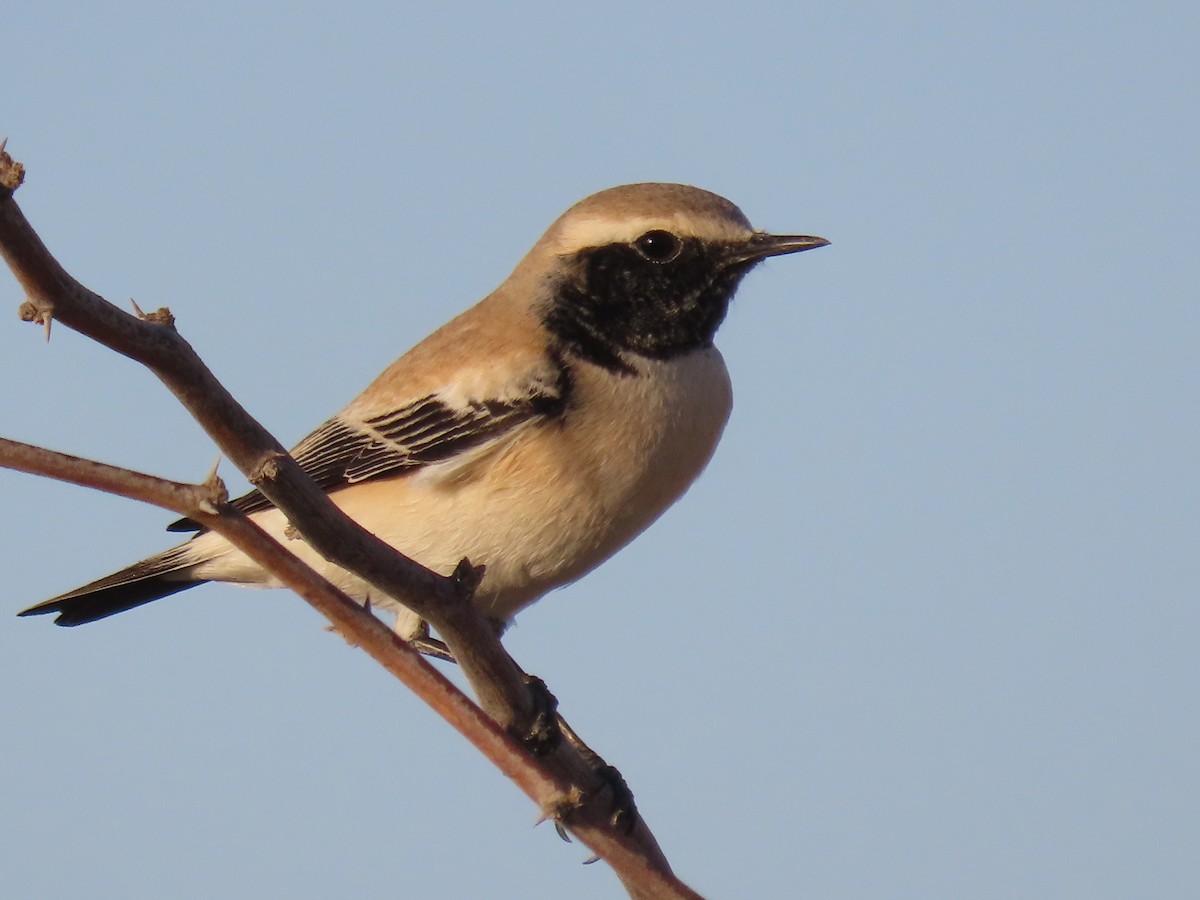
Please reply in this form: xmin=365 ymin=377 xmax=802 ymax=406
xmin=408 ymin=628 xmax=455 ymax=662
xmin=392 ymin=610 xmax=637 ymax=832
xmin=402 ymin=611 xmax=505 ymax=664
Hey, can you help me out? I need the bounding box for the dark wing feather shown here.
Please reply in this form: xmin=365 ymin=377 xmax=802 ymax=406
xmin=168 ymin=365 xmax=570 ymax=532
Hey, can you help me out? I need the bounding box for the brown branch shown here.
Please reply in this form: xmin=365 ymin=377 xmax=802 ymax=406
xmin=0 ymin=143 xmax=699 ymax=900
xmin=0 ymin=435 xmax=229 ymax=514
xmin=0 ymin=438 xmax=564 ymax=824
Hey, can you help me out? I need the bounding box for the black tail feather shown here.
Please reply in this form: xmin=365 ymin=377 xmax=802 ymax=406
xmin=20 ymin=577 xmax=203 ymax=626
xmin=19 ymin=544 xmax=206 ymax=626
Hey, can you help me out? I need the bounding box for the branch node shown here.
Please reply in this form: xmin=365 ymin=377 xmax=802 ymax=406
xmin=130 ymin=297 xmax=176 ymax=328
xmin=451 ymin=556 xmax=486 ymax=601
xmin=197 ymin=458 xmax=229 ymax=515
xmin=249 ymin=451 xmax=286 ymax=487
xmin=0 ymin=139 xmax=25 ymax=194
xmin=196 ymin=496 xmax=222 ymax=516
xmin=541 ymin=785 xmax=586 ymax=829
xmin=202 ymin=454 xmax=223 ymax=486
xmin=18 ymin=298 xmax=53 ymax=341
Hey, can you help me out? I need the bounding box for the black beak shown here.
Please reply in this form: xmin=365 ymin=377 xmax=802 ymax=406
xmin=738 ymin=232 xmax=830 ymax=262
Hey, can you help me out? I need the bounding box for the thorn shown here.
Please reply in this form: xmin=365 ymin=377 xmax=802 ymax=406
xmin=0 ymin=137 xmax=7 ymax=153
xmin=196 ymin=456 xmax=228 ymax=515
xmin=18 ymin=299 xmax=54 ymax=341
xmin=324 ymin=621 xmax=362 ymax=648
xmin=203 ymin=455 xmax=223 ymax=486
xmin=130 ymin=300 xmax=175 ymax=327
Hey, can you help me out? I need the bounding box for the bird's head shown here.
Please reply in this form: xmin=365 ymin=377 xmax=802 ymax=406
xmin=529 ymin=183 xmax=828 ymax=372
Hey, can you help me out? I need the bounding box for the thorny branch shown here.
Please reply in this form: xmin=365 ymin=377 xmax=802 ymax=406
xmin=0 ymin=142 xmax=700 ymax=900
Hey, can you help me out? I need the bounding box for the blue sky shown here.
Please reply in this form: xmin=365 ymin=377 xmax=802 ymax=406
xmin=3 ymin=4 xmax=1198 ymax=898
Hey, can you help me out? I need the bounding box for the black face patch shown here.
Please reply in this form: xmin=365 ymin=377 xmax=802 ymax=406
xmin=542 ymin=238 xmax=757 ymax=373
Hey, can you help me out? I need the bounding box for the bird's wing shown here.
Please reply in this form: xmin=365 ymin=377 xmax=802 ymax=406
xmin=168 ymin=363 xmax=570 ymax=532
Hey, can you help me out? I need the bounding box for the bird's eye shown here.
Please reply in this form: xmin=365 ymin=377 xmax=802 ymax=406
xmin=633 ymin=230 xmax=682 ymax=263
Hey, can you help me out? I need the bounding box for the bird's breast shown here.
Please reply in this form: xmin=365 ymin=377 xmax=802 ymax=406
xmin=565 ymin=346 xmax=733 ymax=520
xmin=474 ymin=346 xmax=733 ymax=607
xmin=325 ymin=347 xmax=734 ymax=623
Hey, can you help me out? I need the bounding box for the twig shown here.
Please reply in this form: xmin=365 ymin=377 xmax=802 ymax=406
xmin=0 ymin=143 xmax=698 ymax=900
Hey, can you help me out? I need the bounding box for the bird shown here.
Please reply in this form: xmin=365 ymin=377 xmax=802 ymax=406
xmin=19 ymin=183 xmax=828 ymax=641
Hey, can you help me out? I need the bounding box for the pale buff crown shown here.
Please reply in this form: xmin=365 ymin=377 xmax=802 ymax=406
xmin=541 ymin=183 xmax=757 ymax=256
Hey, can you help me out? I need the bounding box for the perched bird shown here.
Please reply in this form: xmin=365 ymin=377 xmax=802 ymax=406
xmin=20 ymin=183 xmax=827 ymax=639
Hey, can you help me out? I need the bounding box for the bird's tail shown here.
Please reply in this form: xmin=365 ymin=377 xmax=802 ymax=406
xmin=19 ymin=545 xmax=207 ymax=626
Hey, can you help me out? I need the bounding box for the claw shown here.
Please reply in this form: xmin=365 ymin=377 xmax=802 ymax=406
xmin=548 ymin=819 xmax=601 ymax=864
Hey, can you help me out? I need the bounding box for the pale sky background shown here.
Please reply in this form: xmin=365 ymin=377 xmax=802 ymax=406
xmin=3 ymin=4 xmax=1197 ymax=898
